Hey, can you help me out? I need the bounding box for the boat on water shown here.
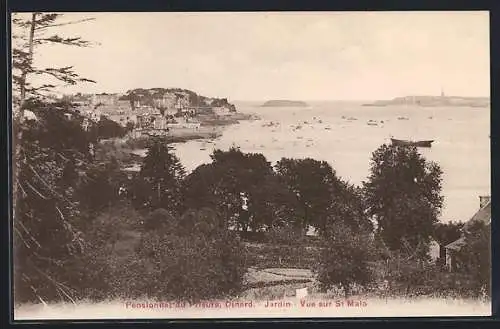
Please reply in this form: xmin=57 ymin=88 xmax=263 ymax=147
xmin=391 ymin=138 xmax=434 ymax=148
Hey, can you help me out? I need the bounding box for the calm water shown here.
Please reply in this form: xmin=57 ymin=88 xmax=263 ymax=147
xmin=172 ymin=101 xmax=490 ymax=222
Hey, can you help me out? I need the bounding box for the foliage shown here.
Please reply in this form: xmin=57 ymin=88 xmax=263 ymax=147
xmin=264 ymin=224 xmax=313 ymax=268
xmin=129 ymin=137 xmax=185 ymax=213
xmin=182 ymin=147 xmax=288 ymax=231
xmin=275 ymin=158 xmax=342 ymax=232
xmin=121 ymin=87 xmax=236 ymax=111
xmin=12 ymin=13 xmax=97 ymax=303
xmin=363 ymin=144 xmax=443 ymax=255
xmin=136 ymin=208 xmax=247 ymax=302
xmin=77 ymin=202 xmax=146 ymax=301
xmin=265 ymin=223 xmax=306 ymax=246
xmin=12 ymin=13 xmax=96 ymax=108
xmin=22 ymin=103 xmax=94 ymax=156
xmin=317 ymin=222 xmax=374 ymax=298
xmin=13 ymin=104 xmax=90 ymax=304
xmin=327 ymin=182 xmax=373 ymax=235
xmin=88 ymin=116 xmax=128 ymax=141
xmin=77 ymin=157 xmax=128 ymax=214
xmin=457 ymin=221 xmax=491 ymax=296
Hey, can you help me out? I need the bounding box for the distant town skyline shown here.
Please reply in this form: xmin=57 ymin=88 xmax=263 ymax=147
xmin=14 ymin=11 xmax=490 ymax=101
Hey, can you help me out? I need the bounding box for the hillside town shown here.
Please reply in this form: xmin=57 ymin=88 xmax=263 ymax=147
xmin=61 ymin=88 xmax=240 ymax=137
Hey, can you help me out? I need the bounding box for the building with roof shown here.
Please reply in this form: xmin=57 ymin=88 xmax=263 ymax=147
xmin=91 ymin=93 xmax=120 ymax=106
xmin=444 ymin=195 xmax=491 ymax=271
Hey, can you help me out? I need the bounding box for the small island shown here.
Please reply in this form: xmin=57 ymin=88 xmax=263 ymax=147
xmin=363 ymin=94 xmax=490 ymax=108
xmin=261 ymin=100 xmax=309 ymax=107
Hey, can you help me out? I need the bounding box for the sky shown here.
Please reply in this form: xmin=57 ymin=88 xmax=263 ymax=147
xmin=13 ymin=11 xmax=490 ymax=101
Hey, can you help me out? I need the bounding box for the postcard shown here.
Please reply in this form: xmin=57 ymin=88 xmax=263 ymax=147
xmin=11 ymin=11 xmax=491 ymax=320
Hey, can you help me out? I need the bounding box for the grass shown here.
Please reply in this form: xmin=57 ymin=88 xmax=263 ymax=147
xmin=244 ymin=241 xmax=320 ymax=270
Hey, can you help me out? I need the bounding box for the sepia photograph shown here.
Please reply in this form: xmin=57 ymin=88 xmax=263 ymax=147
xmin=10 ymin=11 xmax=491 ymax=320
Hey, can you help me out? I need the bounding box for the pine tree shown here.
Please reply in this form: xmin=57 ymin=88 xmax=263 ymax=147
xmin=131 ymin=137 xmax=186 ymax=213
xmin=12 ymin=13 xmax=96 ymax=219
xmin=11 ymin=13 xmax=97 ymax=303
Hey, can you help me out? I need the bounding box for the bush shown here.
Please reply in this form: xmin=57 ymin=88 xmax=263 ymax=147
xmin=263 ymin=225 xmax=313 ymax=268
xmin=317 ymin=222 xmax=374 ymax=298
xmin=457 ymin=221 xmax=491 ymax=297
xmin=78 ymin=202 xmax=146 ymax=301
xmin=136 ymin=208 xmax=247 ymax=302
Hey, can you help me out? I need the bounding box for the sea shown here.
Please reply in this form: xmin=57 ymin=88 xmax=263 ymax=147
xmin=170 ymin=101 xmax=490 ymax=223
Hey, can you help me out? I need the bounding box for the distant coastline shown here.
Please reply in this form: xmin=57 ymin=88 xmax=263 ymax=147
xmin=363 ymin=95 xmax=490 ymax=108
xmin=261 ymin=100 xmax=309 ymax=107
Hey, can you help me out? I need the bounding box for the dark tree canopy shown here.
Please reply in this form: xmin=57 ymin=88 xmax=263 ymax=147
xmin=89 ymin=116 xmax=128 ymax=141
xmin=182 ymin=147 xmax=283 ymax=232
xmin=14 ymin=103 xmax=92 ymax=303
xmin=328 ymin=182 xmax=373 ymax=235
xmin=130 ymin=137 xmax=185 ymax=213
xmin=275 ymin=158 xmax=341 ymax=232
xmin=363 ymin=144 xmax=444 ymax=255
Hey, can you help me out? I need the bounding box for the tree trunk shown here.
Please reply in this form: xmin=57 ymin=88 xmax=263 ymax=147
xmin=13 ymin=13 xmax=36 ymax=222
xmin=19 ymin=13 xmax=37 ymax=106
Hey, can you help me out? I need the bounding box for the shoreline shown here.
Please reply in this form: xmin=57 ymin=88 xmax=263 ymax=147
xmin=125 ymin=112 xmax=260 ymax=145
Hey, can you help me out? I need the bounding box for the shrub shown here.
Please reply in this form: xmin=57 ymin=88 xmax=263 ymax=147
xmin=457 ymin=221 xmax=491 ymax=297
xmin=78 ymin=202 xmax=146 ymax=301
xmin=264 ymin=224 xmax=313 ymax=268
xmin=317 ymin=222 xmax=373 ymax=298
xmin=137 ymin=208 xmax=247 ymax=302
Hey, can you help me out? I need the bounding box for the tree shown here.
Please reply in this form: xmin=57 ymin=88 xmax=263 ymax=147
xmin=13 ymin=104 xmax=92 ymax=303
xmin=11 ymin=13 xmax=97 ymax=303
xmin=77 ymin=157 xmax=128 ymax=214
xmin=327 ymin=181 xmax=373 ymax=235
xmin=275 ymin=158 xmax=341 ymax=232
xmin=181 ymin=147 xmax=285 ymax=232
xmin=363 ymin=144 xmax=443 ymax=256
xmin=88 ymin=116 xmax=127 ymax=140
xmin=317 ymin=222 xmax=374 ymax=299
xmin=12 ymin=12 xmax=96 ymax=217
xmin=12 ymin=13 xmax=96 ymax=108
xmin=130 ymin=137 xmax=185 ymax=213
